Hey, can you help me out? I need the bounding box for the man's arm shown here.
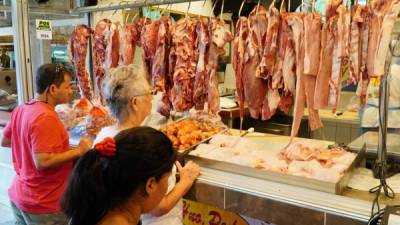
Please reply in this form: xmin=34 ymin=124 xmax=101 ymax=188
xmin=1 ymin=135 xmax=11 ymax=147
xmin=33 ymin=135 xmax=93 ymax=170
xmin=33 ymin=147 xmax=83 ymax=170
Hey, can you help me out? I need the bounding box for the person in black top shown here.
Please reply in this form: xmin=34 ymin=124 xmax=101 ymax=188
xmin=62 ymin=127 xmax=177 ymax=225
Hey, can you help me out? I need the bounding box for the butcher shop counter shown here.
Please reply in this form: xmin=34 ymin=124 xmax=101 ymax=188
xmin=184 ymin=130 xmax=400 ymax=225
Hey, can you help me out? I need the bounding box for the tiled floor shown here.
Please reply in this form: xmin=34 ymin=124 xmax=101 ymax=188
xmin=0 ymin=203 xmax=14 ymax=225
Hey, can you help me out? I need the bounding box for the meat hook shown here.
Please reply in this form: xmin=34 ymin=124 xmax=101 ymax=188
xmin=198 ymin=0 xmax=207 ymax=18
xmin=311 ymin=0 xmax=315 ymax=13
xmin=270 ymin=0 xmax=277 ymax=10
xmin=220 ymin=0 xmax=224 ymax=20
xmin=280 ymin=0 xmax=285 ymax=12
xmin=107 ymin=2 xmax=122 ymax=21
xmin=301 ymin=0 xmax=304 ymax=12
xmin=256 ymin=0 xmax=261 ymax=15
xmin=238 ymin=0 xmax=246 ymax=17
xmin=125 ymin=12 xmax=131 ymax=24
xmin=144 ymin=0 xmax=152 ymax=19
xmin=210 ymin=0 xmax=218 ymax=19
xmin=131 ymin=8 xmax=140 ymax=22
xmin=161 ymin=4 xmax=170 ymax=17
xmin=186 ymin=0 xmax=191 ymax=18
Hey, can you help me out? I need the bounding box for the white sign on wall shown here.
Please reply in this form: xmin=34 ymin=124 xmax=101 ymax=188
xmin=36 ymin=19 xmax=52 ymax=40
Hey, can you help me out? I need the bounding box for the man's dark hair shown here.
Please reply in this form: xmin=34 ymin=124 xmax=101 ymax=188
xmin=35 ymin=63 xmax=74 ymax=94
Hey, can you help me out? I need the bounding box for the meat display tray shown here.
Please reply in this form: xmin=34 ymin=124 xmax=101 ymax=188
xmin=159 ymin=118 xmax=228 ymax=155
xmin=176 ymin=127 xmax=229 ymax=155
xmin=186 ymin=144 xmax=366 ymax=194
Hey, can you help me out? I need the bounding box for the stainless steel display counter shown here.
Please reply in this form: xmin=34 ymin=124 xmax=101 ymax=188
xmin=183 ymin=130 xmax=399 ymax=225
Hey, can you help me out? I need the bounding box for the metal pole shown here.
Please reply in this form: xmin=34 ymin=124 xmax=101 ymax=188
xmin=377 ymin=74 xmax=389 ymax=178
xmin=70 ymin=0 xmax=202 ymax=14
xmin=11 ymin=0 xmax=34 ymax=103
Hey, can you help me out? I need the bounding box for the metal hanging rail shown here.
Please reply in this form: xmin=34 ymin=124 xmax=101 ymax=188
xmin=70 ymin=0 xmax=202 ymax=14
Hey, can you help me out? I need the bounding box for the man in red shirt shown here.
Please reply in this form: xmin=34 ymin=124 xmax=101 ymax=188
xmin=1 ymin=63 xmax=93 ymax=225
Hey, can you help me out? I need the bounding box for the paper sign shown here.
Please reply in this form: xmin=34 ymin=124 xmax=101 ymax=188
xmin=36 ymin=19 xmax=52 ymax=40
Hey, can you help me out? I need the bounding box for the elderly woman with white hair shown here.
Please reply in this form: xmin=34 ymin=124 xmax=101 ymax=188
xmin=93 ymin=64 xmax=199 ymax=225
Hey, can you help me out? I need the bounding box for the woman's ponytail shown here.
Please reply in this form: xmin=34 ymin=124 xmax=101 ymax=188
xmin=61 ymin=150 xmax=112 ymax=225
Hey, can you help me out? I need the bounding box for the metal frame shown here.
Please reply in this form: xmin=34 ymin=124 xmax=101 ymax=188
xmin=70 ymin=0 xmax=202 ymax=14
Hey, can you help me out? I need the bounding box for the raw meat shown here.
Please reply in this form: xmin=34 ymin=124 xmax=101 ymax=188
xmin=243 ymin=8 xmax=268 ymax=119
xmin=92 ymin=19 xmax=111 ymax=104
xmin=314 ymin=16 xmax=336 ymax=109
xmin=349 ymin=5 xmax=364 ymax=84
xmin=207 ymin=18 xmax=233 ymax=115
xmin=170 ymin=18 xmax=197 ymax=112
xmin=152 ymin=17 xmax=173 ymax=117
xmin=141 ymin=20 xmax=161 ymax=80
xmin=232 ymin=17 xmax=248 ymax=119
xmin=104 ymin=22 xmax=120 ymax=69
xmin=374 ymin=0 xmax=400 ymax=76
xmin=259 ymin=7 xmax=280 ymax=79
xmin=68 ymin=24 xmax=93 ymax=100
xmin=193 ymin=18 xmax=210 ymax=111
xmin=287 ymin=13 xmax=306 ymax=140
xmin=303 ymin=13 xmax=322 ymax=76
xmin=119 ymin=23 xmax=139 ymax=65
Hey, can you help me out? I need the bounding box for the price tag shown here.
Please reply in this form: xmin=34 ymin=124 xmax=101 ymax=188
xmin=36 ymin=19 xmax=52 ymax=40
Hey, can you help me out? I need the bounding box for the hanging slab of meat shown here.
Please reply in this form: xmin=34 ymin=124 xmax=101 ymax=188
xmin=337 ymin=6 xmax=351 ymax=59
xmin=152 ymin=17 xmax=173 ymax=117
xmin=279 ymin=13 xmax=296 ymax=111
xmin=119 ymin=23 xmax=139 ymax=66
xmin=329 ymin=6 xmax=350 ymax=112
xmin=232 ymin=17 xmax=248 ymax=120
xmin=243 ymin=11 xmax=268 ymax=119
xmin=374 ymin=0 xmax=400 ymax=76
xmin=141 ymin=20 xmax=161 ymax=80
xmin=300 ymin=14 xmax=324 ymax=129
xmin=135 ymin=17 xmax=151 ymax=46
xmin=271 ymin=20 xmax=283 ymax=90
xmin=303 ymin=13 xmax=322 ymax=76
xmin=193 ymin=18 xmax=210 ymax=111
xmin=348 ymin=5 xmax=364 ymax=84
xmin=93 ymin=19 xmax=111 ymax=104
xmin=69 ymin=24 xmax=93 ymax=100
xmin=259 ymin=7 xmax=280 ymax=80
xmin=359 ymin=7 xmax=370 ymax=105
xmin=170 ymin=18 xmax=197 ymax=112
xmin=366 ymin=0 xmax=391 ymax=77
xmin=314 ymin=16 xmax=336 ymax=110
xmin=104 ymin=22 xmax=120 ymax=70
xmin=246 ymin=6 xmax=268 ymax=79
xmin=304 ymin=74 xmax=322 ymax=130
xmin=207 ymin=18 xmax=233 ymax=115
xmin=287 ymin=13 xmax=306 ymax=142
